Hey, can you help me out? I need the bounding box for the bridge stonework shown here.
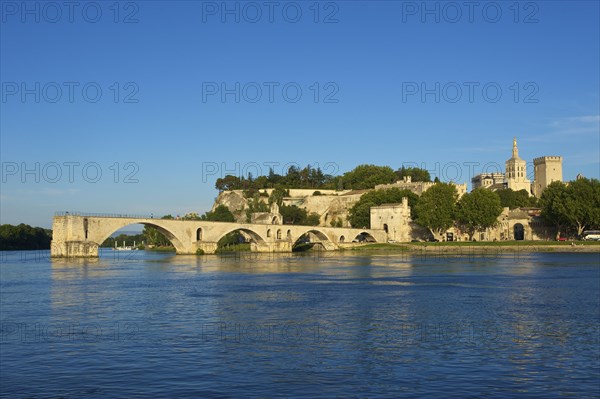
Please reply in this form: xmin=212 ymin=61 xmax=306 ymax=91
xmin=50 ymin=215 xmax=387 ymax=258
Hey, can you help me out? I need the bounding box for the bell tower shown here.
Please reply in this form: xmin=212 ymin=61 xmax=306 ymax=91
xmin=505 ymin=137 xmax=531 ymax=194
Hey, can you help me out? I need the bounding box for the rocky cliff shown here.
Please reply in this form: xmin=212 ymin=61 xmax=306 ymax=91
xmin=211 ymin=190 xmax=364 ymax=226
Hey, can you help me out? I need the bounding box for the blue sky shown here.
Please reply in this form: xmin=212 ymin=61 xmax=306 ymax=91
xmin=1 ymin=0 xmax=599 ymax=228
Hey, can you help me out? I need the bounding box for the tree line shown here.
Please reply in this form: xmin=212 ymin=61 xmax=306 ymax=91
xmin=0 ymin=224 xmax=52 ymax=250
xmin=215 ymin=165 xmax=432 ymax=192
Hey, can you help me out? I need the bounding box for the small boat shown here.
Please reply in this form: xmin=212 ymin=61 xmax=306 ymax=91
xmin=114 ymin=240 xmax=138 ymax=251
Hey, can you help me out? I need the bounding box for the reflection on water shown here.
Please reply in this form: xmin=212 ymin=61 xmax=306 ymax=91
xmin=1 ymin=250 xmax=599 ymax=398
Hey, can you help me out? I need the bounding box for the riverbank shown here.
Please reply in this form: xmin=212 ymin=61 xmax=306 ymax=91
xmin=346 ymin=241 xmax=600 ymax=253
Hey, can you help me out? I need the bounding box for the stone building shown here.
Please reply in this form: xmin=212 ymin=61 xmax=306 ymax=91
xmin=368 ymin=198 xmax=553 ymax=242
xmin=532 ymin=156 xmax=563 ymax=198
xmin=505 ymin=137 xmax=531 ymax=193
xmin=483 ymin=208 xmax=550 ymax=241
xmin=469 ymin=138 xmax=564 ymax=199
xmin=369 ymin=198 xmax=412 ymax=242
xmin=471 ymin=173 xmax=505 ymax=190
xmin=442 ymin=207 xmax=551 ymax=242
xmin=250 ymin=202 xmax=283 ymax=225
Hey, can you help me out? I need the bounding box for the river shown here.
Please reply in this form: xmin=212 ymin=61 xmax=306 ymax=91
xmin=1 ymin=249 xmax=599 ymax=398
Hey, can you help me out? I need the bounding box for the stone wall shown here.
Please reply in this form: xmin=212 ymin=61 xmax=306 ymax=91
xmin=375 ymin=176 xmax=468 ymax=198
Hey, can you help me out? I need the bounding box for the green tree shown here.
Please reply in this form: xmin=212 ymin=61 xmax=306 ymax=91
xmin=330 ymin=218 xmax=344 ymax=228
xmin=539 ymin=181 xmax=570 ymax=238
xmin=269 ymin=186 xmax=289 ymax=206
xmin=0 ymin=224 xmax=52 ymax=250
xmin=496 ymin=189 xmax=537 ymax=209
xmin=215 ymin=175 xmax=242 ymax=191
xmin=143 ymin=226 xmax=171 ymax=247
xmin=348 ymin=188 xmax=419 ymax=228
xmin=565 ymin=178 xmax=600 ymax=236
xmin=413 ymin=183 xmax=458 ymax=240
xmin=280 ymin=204 xmax=308 ymax=225
xmin=182 ymin=212 xmax=201 ymax=220
xmin=395 ymin=166 xmax=431 ymax=182
xmin=253 ymin=175 xmax=269 ymax=189
xmin=202 ymin=205 xmax=235 ymax=222
xmin=212 ymin=164 xmax=392 ymax=192
xmin=279 ymin=204 xmax=320 ymax=225
xmin=245 ymin=194 xmax=269 ymax=222
xmin=305 ymin=212 xmax=321 ymax=226
xmin=456 ymin=188 xmax=503 ymax=241
xmin=140 ymin=214 xmax=176 ymax=247
xmin=267 ymin=167 xmax=281 ymax=186
xmin=341 ymin=165 xmax=397 ymax=190
xmin=349 ymin=201 xmax=376 ymax=229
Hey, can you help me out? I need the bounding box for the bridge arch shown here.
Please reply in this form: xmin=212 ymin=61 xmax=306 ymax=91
xmin=93 ymin=220 xmax=187 ymax=254
xmin=215 ymin=227 xmax=267 ymax=245
xmin=353 ymin=231 xmax=376 ymax=243
xmin=292 ymin=228 xmax=337 ymax=250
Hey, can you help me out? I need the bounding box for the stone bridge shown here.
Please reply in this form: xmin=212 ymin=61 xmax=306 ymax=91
xmin=50 ymin=213 xmax=387 ymax=257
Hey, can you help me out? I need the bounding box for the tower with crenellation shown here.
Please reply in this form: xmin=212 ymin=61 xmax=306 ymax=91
xmin=532 ymin=156 xmax=563 ymax=198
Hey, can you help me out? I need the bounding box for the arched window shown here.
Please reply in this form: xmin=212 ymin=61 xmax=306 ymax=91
xmin=276 ymin=229 xmax=282 ymax=240
xmin=196 ymin=228 xmax=202 ymax=241
xmin=267 ymin=229 xmax=271 ymax=238
xmin=287 ymin=230 xmax=292 ymax=239
xmin=339 ymin=235 xmax=345 ymax=243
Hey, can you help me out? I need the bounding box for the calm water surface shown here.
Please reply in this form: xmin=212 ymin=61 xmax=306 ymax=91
xmin=1 ymin=249 xmax=599 ymax=398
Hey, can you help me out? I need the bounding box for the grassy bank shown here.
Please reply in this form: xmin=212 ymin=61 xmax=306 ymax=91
xmin=215 ymin=243 xmax=251 ymax=253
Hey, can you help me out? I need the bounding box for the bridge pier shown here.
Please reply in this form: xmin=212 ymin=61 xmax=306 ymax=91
xmin=254 ymin=241 xmax=293 ymax=253
xmin=51 ymin=240 xmax=99 ymax=258
xmin=195 ymin=241 xmax=218 ymax=254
